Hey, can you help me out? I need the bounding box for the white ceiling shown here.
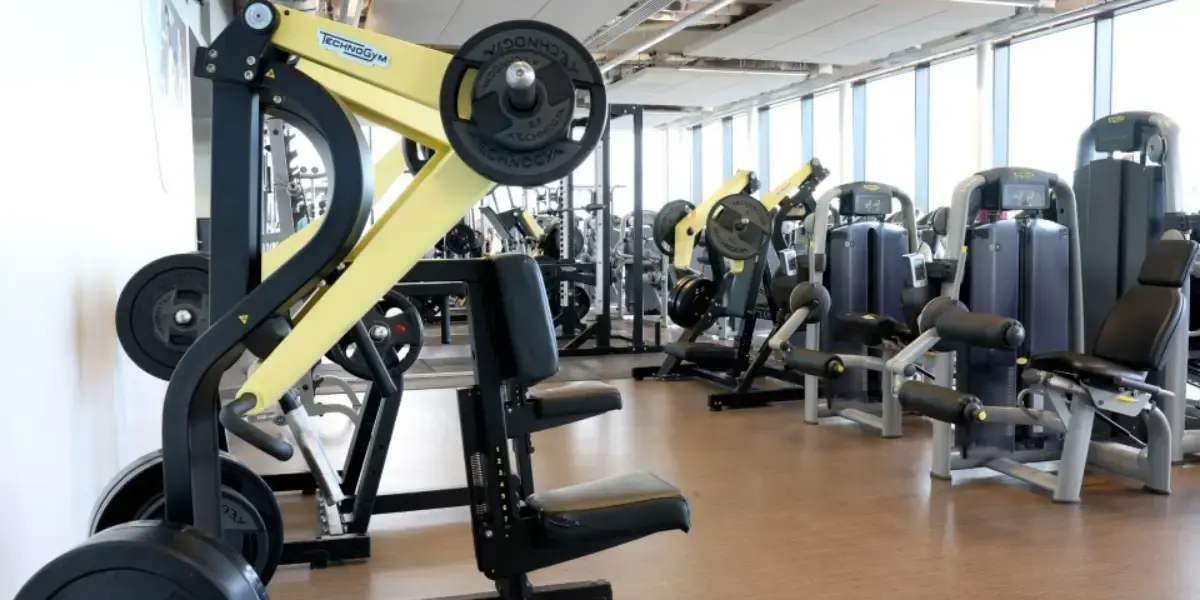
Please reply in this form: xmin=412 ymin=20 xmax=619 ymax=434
xmin=609 ymin=111 xmax=687 ymax=130
xmin=687 ymin=0 xmax=1015 ymax=65
xmin=609 ymin=67 xmax=808 ymax=109
xmin=369 ymin=0 xmax=635 ymax=46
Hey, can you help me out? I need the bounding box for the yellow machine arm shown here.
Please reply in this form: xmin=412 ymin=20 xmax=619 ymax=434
xmin=761 ymin=162 xmax=817 ymax=213
xmin=238 ymin=6 xmax=495 ymax=413
xmin=672 ymin=170 xmax=755 ymax=270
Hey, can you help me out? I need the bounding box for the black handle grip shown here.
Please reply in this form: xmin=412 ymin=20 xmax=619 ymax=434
xmin=784 ymin=349 xmax=845 ymax=379
xmin=936 ymin=309 xmax=1025 ymax=350
xmin=220 ymin=395 xmax=294 ymax=461
xmin=898 ymin=382 xmax=986 ymax=424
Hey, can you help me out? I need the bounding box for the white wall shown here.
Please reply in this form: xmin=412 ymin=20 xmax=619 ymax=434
xmin=0 ymin=0 xmax=197 ymax=595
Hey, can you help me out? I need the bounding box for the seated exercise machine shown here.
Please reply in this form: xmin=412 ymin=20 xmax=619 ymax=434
xmin=1074 ymin=111 xmax=1200 ymax=463
xmin=891 ymin=168 xmax=1195 ymax=502
xmin=631 ymin=161 xmax=828 ymax=407
xmin=771 ymin=182 xmax=924 ymax=436
xmin=21 ymin=6 xmax=690 ymax=599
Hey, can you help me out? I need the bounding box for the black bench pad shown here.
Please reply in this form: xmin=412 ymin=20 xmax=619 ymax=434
xmin=1028 ymin=351 xmax=1147 ymax=383
xmin=529 ymin=382 xmax=623 ymax=419
xmin=664 ymin=342 xmax=738 ymax=367
xmin=527 ymin=472 xmax=691 ymax=544
xmin=836 ymin=312 xmax=915 ymax=345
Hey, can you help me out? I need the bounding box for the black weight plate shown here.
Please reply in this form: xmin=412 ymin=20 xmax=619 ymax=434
xmin=653 ymin=200 xmax=693 ymax=257
xmin=115 ymin=252 xmax=210 ymax=381
xmin=135 ymin=488 xmax=269 ymax=581
xmin=441 ymin=20 xmax=607 ymax=187
xmin=327 ymin=290 xmax=425 ymax=380
xmin=442 ymin=221 xmax=480 ymax=256
xmin=17 ymin=522 xmax=266 ymax=600
xmin=705 ymin=194 xmax=772 ymax=260
xmin=403 ymin=137 xmax=435 ymax=175
xmin=666 ymin=275 xmax=697 ymax=327
xmin=668 ymin=276 xmax=716 ymax=328
xmin=89 ymin=450 xmax=284 ymax=585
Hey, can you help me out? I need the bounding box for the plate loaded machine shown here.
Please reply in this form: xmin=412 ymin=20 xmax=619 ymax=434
xmin=23 ymin=6 xmax=695 ymax=600
xmin=1073 ymin=112 xmax=1200 ymax=463
xmin=772 ymin=182 xmax=923 ymax=436
xmin=632 ymin=161 xmax=827 ymax=407
xmin=889 ymin=169 xmax=1192 ymax=503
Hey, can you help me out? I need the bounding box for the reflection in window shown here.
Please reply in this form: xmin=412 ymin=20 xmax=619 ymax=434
xmin=812 ymin=91 xmax=842 ymax=197
xmin=1008 ymin=23 xmax=1095 ymax=183
xmin=865 ymin=70 xmax=917 ymax=196
xmin=1113 ymin=0 xmax=1200 ymax=212
xmin=667 ymin=127 xmax=693 ymax=203
xmin=701 ymin=121 xmax=723 ymax=199
xmin=769 ymin=100 xmax=804 ymax=186
xmin=929 ymin=55 xmax=978 ymax=210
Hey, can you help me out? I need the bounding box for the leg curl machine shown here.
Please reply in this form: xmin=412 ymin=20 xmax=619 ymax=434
xmin=20 ymin=4 xmax=690 ymax=599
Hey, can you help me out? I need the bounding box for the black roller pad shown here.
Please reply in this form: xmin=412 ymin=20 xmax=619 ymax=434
xmin=898 ymin=382 xmax=983 ymax=425
xmin=784 ymin=349 xmax=844 ymax=379
xmin=936 ymin=309 xmax=1025 ymax=350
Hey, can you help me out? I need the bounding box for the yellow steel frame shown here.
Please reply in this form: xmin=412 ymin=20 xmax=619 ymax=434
xmin=239 ymin=5 xmax=496 ymax=412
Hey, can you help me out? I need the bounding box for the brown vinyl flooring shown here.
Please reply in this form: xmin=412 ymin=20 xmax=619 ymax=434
xmin=243 ymin=377 xmax=1200 ymax=600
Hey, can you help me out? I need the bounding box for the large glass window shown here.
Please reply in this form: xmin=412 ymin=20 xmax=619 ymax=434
xmin=666 ymin=127 xmax=693 ymax=203
xmin=732 ymin=112 xmax=753 ymax=174
xmin=643 ymin=128 xmax=668 ymax=210
xmin=1008 ymin=23 xmax=1095 ymax=183
xmin=865 ymin=70 xmax=917 ymax=196
xmin=769 ymin=100 xmax=804 ymax=187
xmin=701 ymin=121 xmax=723 ymax=199
xmin=929 ymin=55 xmax=979 ymax=210
xmin=812 ymin=91 xmax=842 ymax=196
xmin=1113 ymin=0 xmax=1200 ymax=212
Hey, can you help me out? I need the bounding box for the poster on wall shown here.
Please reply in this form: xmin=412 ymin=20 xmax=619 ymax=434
xmin=142 ymin=0 xmax=195 ymax=207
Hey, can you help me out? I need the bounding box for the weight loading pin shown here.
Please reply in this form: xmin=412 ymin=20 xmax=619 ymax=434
xmin=505 ymin=60 xmax=538 ymax=112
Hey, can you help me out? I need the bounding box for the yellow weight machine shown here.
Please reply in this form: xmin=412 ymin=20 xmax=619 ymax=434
xmin=20 ymin=4 xmax=691 ymax=600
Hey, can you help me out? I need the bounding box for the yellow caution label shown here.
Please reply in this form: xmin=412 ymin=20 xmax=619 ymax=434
xmin=862 ymin=314 xmax=876 ymax=320
xmin=1108 ymin=115 xmax=1126 ymax=124
xmin=1116 ymin=394 xmax=1135 ymax=403
xmin=1016 ymin=357 xmax=1028 ymax=365
xmin=265 ymin=68 xmax=276 ymax=79
xmin=961 ymin=245 xmax=969 ymax=255
xmin=238 ymin=315 xmax=249 ymax=325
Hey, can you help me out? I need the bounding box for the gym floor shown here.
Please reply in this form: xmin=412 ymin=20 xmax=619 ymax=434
xmin=239 ymin=372 xmax=1200 ymax=600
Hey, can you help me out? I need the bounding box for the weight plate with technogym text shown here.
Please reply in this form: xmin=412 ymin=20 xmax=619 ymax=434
xmin=115 ymin=252 xmax=211 ymax=381
xmin=441 ymin=20 xmax=607 ymax=187
xmin=705 ymin=194 xmax=772 ymax=260
xmin=653 ymin=200 xmax=695 ymax=257
xmin=327 ymin=290 xmax=425 ymax=380
xmin=88 ymin=449 xmax=283 ymax=584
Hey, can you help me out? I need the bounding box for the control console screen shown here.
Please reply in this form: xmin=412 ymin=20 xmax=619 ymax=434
xmin=1000 ymin=183 xmax=1049 ymax=211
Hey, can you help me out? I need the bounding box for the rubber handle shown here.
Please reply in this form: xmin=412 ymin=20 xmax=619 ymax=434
xmin=220 ymin=395 xmax=294 ymax=461
xmin=897 ymin=382 xmax=986 ymax=425
xmin=936 ymin=309 xmax=1025 ymax=350
xmin=784 ymin=349 xmax=845 ymax=379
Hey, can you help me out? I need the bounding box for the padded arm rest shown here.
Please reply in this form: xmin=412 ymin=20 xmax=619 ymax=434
xmin=529 ymin=382 xmax=623 ymax=418
xmin=936 ymin=309 xmax=1025 ymax=350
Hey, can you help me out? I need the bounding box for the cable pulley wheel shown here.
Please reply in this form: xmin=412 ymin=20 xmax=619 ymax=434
xmin=705 ymin=194 xmax=772 ymax=260
xmin=87 ymin=449 xmax=283 ymax=585
xmin=327 ymin=290 xmax=425 ymax=380
xmin=402 ymin=137 xmax=436 ymax=175
xmin=115 ymin=252 xmax=211 ymax=381
xmin=440 ymin=20 xmax=607 ymax=187
xmin=653 ymin=200 xmax=695 ymax=257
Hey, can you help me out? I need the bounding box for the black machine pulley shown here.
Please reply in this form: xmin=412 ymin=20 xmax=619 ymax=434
xmin=706 ymin=194 xmax=772 ymax=260
xmin=327 ymin=290 xmax=425 ymax=381
xmin=88 ymin=449 xmax=283 ymax=585
xmin=668 ymin=275 xmax=718 ymax=328
xmin=440 ymin=221 xmax=483 ymax=256
xmin=653 ymin=200 xmax=695 ymax=257
xmin=115 ymin=252 xmax=211 ymax=380
xmin=440 ymin=21 xmax=607 ymax=187
xmin=402 ymin=138 xmax=436 ymax=175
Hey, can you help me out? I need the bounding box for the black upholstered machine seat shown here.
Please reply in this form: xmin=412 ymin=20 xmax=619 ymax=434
xmin=836 ymin=312 xmax=916 ymax=346
xmin=526 ymin=472 xmax=691 ymax=544
xmin=664 ymin=342 xmax=738 ymax=369
xmin=528 ymin=382 xmax=623 ymax=419
xmin=1028 ymin=351 xmax=1146 ymax=383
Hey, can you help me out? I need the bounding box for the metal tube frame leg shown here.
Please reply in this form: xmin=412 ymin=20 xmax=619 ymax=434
xmin=803 ymin=325 xmax=820 ymax=424
xmin=1140 ymin=406 xmax=1172 ymax=494
xmin=929 ymin=353 xmax=955 ymax=479
xmin=880 ymin=350 xmax=901 ymax=438
xmin=1053 ymin=396 xmax=1095 ymax=504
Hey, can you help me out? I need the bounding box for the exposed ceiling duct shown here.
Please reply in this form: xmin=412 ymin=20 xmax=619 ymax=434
xmin=600 ymin=0 xmax=741 ymax=73
xmin=584 ymin=0 xmax=679 ymax=51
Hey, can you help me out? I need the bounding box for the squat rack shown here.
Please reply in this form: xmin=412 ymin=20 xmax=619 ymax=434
xmin=558 ymin=103 xmax=663 ymax=357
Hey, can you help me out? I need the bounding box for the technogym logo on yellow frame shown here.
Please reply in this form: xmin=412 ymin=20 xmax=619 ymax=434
xmin=318 ymin=30 xmax=390 ymax=67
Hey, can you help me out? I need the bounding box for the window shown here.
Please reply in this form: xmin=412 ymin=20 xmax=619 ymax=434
xmin=1008 ymin=23 xmax=1095 ymax=183
xmin=769 ymin=100 xmax=804 ymax=188
xmin=701 ymin=121 xmax=724 ymax=199
xmin=731 ymin=112 xmax=753 ymax=175
xmin=667 ymin=127 xmax=693 ymax=203
xmin=1113 ymin=0 xmax=1200 ymax=212
xmin=644 ymin=128 xmax=668 ymax=210
xmin=929 ymin=55 xmax=978 ymax=210
xmin=812 ymin=91 xmax=842 ymax=196
xmin=865 ymin=70 xmax=917 ymax=197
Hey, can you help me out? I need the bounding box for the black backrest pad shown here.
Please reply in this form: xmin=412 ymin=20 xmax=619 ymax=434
xmin=1092 ymin=240 xmax=1199 ymax=371
xmin=492 ymin=254 xmax=559 ymax=385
